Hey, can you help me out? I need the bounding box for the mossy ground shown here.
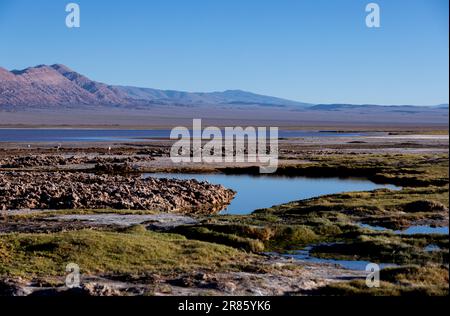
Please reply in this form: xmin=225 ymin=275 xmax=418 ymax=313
xmin=191 ymin=153 xmax=449 ymax=295
xmin=1 ymin=153 xmax=448 ymax=295
xmin=310 ymin=265 xmax=449 ymax=296
xmin=0 ymin=226 xmax=252 ymax=279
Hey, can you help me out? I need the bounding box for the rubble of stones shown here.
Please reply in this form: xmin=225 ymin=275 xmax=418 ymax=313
xmin=0 ymin=155 xmax=155 ymax=169
xmin=0 ymin=172 xmax=235 ymax=214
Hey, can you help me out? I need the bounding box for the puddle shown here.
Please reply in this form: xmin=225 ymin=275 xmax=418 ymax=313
xmin=424 ymin=244 xmax=441 ymax=252
xmin=274 ymin=246 xmax=396 ymax=271
xmin=398 ymin=225 xmax=449 ymax=235
xmin=359 ymin=223 xmax=449 ymax=235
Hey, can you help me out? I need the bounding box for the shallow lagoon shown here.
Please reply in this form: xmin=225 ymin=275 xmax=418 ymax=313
xmin=0 ymin=129 xmax=370 ymax=142
xmin=146 ymin=173 xmax=399 ymax=215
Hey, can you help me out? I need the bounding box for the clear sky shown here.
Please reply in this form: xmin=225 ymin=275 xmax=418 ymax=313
xmin=0 ymin=0 xmax=448 ymax=105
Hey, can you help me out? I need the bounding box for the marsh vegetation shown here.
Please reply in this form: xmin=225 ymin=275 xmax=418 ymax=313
xmin=0 ymin=135 xmax=448 ymax=295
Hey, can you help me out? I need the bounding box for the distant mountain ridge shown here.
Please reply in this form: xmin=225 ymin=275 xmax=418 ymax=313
xmin=0 ymin=64 xmax=448 ymax=111
xmin=310 ymin=103 xmax=449 ymax=111
xmin=0 ymin=64 xmax=310 ymax=108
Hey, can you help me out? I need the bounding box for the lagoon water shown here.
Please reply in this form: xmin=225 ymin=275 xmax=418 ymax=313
xmin=280 ymin=247 xmax=396 ymax=271
xmin=0 ymin=129 xmax=369 ymax=143
xmin=359 ymin=223 xmax=449 ymax=235
xmin=146 ymin=173 xmax=399 ymax=215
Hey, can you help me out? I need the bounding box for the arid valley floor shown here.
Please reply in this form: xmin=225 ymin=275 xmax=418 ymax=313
xmin=0 ymin=128 xmax=448 ymax=296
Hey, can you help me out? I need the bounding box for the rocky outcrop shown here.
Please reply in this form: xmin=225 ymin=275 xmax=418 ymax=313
xmin=0 ymin=172 xmax=235 ymax=214
xmin=0 ymin=155 xmax=155 ymax=169
xmin=0 ymin=155 xmax=67 ymax=168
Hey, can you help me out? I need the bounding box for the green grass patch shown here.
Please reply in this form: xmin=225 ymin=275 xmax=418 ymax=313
xmin=310 ymin=235 xmax=448 ymax=265
xmin=267 ymin=225 xmax=319 ymax=251
xmin=312 ymin=265 xmax=448 ymax=296
xmin=169 ymin=225 xmax=265 ymax=252
xmin=0 ymin=227 xmax=251 ymax=278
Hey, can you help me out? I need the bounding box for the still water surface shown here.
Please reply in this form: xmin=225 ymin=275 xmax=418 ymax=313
xmin=146 ymin=173 xmax=399 ymax=215
xmin=0 ymin=129 xmax=369 ymax=142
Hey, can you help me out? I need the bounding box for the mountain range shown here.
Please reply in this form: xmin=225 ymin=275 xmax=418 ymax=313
xmin=0 ymin=64 xmax=311 ymax=108
xmin=1 ymin=64 xmax=448 ymax=112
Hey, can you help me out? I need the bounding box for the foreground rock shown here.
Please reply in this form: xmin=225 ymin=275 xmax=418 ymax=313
xmin=1 ymin=255 xmax=365 ymax=296
xmin=0 ymin=172 xmax=235 ymax=214
xmin=49 ymin=214 xmax=198 ymax=230
xmin=0 ymin=213 xmax=199 ymax=233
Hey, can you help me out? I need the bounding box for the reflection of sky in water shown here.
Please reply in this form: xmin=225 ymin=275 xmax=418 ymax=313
xmin=0 ymin=129 xmax=174 ymax=142
xmin=398 ymin=225 xmax=449 ymax=235
xmin=360 ymin=223 xmax=449 ymax=235
xmin=147 ymin=173 xmax=399 ymax=215
xmin=275 ymin=247 xmax=396 ymax=271
xmin=424 ymin=244 xmax=441 ymax=252
xmin=0 ymin=129 xmax=369 ymax=143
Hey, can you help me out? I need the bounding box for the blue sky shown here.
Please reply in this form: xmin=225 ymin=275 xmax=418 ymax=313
xmin=0 ymin=0 xmax=448 ymax=105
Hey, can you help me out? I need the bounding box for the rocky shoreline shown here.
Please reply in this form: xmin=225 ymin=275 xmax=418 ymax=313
xmin=0 ymin=172 xmax=236 ymax=214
